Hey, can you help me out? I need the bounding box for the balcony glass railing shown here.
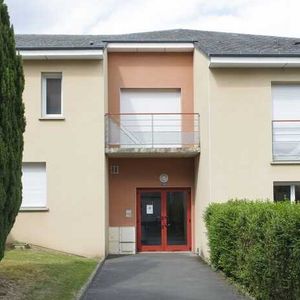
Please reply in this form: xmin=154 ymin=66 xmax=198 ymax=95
xmin=273 ymin=120 xmax=300 ymax=161
xmin=105 ymin=113 xmax=200 ymax=149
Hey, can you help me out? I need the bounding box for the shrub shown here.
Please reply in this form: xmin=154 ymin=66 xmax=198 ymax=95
xmin=0 ymin=0 xmax=25 ymax=261
xmin=205 ymin=200 xmax=300 ymax=300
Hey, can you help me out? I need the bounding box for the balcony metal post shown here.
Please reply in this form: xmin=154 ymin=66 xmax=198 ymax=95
xmin=105 ymin=115 xmax=109 ymax=147
xmin=271 ymin=120 xmax=274 ymax=161
xmin=198 ymin=114 xmax=200 ymax=146
xmin=151 ymin=114 xmax=154 ymax=148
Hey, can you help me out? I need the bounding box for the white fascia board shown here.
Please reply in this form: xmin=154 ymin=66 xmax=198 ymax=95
xmin=18 ymin=49 xmax=103 ymax=60
xmin=107 ymin=43 xmax=194 ymax=52
xmin=209 ymin=56 xmax=300 ymax=68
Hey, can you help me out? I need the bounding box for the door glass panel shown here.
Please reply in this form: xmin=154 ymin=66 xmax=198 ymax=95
xmin=166 ymin=191 xmax=187 ymax=245
xmin=140 ymin=192 xmax=161 ymax=246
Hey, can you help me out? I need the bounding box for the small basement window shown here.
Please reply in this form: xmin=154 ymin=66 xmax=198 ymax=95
xmin=273 ymin=182 xmax=300 ymax=203
xmin=110 ymin=165 xmax=119 ymax=175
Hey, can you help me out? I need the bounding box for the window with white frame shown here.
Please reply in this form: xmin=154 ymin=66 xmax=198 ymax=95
xmin=21 ymin=163 xmax=47 ymax=208
xmin=272 ymin=84 xmax=300 ymax=161
xmin=42 ymin=73 xmax=62 ymax=117
xmin=273 ymin=182 xmax=300 ymax=203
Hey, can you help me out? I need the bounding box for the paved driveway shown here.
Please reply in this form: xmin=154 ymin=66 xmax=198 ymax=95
xmin=82 ymin=253 xmax=247 ymax=300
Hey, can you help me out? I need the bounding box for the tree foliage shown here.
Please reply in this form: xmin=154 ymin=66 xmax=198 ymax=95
xmin=0 ymin=0 xmax=25 ymax=260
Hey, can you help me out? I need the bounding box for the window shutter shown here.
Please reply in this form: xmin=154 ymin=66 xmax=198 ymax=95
xmin=272 ymin=85 xmax=300 ymax=120
xmin=22 ymin=163 xmax=47 ymax=208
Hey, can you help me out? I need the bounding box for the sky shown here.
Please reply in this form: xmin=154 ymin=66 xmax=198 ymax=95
xmin=4 ymin=0 xmax=300 ymax=38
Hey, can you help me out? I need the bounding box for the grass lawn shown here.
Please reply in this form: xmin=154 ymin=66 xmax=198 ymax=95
xmin=0 ymin=246 xmax=98 ymax=300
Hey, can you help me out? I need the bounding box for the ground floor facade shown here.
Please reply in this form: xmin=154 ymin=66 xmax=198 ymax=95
xmin=8 ymin=153 xmax=300 ymax=258
xmin=10 ymin=145 xmax=300 ymax=262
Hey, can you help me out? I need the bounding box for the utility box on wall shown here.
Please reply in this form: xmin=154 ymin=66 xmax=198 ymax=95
xmin=109 ymin=227 xmax=136 ymax=254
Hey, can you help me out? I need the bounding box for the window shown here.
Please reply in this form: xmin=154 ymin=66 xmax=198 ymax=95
xmin=110 ymin=165 xmax=119 ymax=175
xmin=274 ymin=183 xmax=300 ymax=203
xmin=42 ymin=73 xmax=62 ymax=117
xmin=21 ymin=163 xmax=47 ymax=208
xmin=272 ymin=84 xmax=300 ymax=161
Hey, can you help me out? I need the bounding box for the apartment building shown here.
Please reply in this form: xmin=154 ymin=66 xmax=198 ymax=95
xmin=9 ymin=29 xmax=300 ymax=258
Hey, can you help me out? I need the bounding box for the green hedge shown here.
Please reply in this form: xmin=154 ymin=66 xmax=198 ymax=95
xmin=205 ymin=200 xmax=300 ymax=300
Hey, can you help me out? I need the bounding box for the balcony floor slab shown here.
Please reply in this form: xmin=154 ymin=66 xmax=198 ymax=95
xmin=105 ymin=147 xmax=200 ymax=158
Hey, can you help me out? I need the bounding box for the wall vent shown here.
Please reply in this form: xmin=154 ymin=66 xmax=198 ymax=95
xmin=110 ymin=165 xmax=119 ymax=175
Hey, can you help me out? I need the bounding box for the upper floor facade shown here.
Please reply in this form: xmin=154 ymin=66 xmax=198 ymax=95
xmin=16 ymin=29 xmax=300 ymax=164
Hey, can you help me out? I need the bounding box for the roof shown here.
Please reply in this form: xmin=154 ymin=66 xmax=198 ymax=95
xmin=15 ymin=34 xmax=106 ymax=50
xmin=15 ymin=29 xmax=300 ymax=57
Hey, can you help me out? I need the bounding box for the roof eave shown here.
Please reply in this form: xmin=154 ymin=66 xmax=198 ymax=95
xmin=106 ymin=42 xmax=194 ymax=52
xmin=209 ymin=56 xmax=300 ymax=68
xmin=18 ymin=48 xmax=104 ymax=60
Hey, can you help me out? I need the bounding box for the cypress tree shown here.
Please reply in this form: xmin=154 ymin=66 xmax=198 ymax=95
xmin=0 ymin=0 xmax=25 ymax=260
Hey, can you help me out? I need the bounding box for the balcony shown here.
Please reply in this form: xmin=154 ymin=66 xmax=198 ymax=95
xmin=105 ymin=113 xmax=200 ymax=157
xmin=273 ymin=120 xmax=300 ymax=161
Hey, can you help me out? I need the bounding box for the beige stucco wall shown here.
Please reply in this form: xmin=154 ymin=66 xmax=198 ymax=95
xmin=194 ymin=48 xmax=300 ymax=260
xmin=193 ymin=49 xmax=211 ymax=258
xmin=103 ymin=50 xmax=110 ymax=255
xmin=209 ymin=67 xmax=300 ymax=201
xmin=10 ymin=59 xmax=107 ymax=257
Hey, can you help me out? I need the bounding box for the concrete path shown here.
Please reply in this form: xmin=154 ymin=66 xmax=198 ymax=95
xmin=82 ymin=253 xmax=247 ymax=300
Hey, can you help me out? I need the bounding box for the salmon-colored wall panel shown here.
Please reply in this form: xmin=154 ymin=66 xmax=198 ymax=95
xmin=108 ymin=53 xmax=194 ymax=113
xmin=109 ymin=158 xmax=194 ymax=226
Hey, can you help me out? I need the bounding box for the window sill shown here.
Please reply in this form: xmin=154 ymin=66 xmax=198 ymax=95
xmin=39 ymin=117 xmax=65 ymax=121
xmin=19 ymin=207 xmax=49 ymax=212
xmin=271 ymin=161 xmax=300 ymax=165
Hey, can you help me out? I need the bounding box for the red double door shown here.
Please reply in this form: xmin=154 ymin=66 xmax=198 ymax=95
xmin=137 ymin=188 xmax=191 ymax=252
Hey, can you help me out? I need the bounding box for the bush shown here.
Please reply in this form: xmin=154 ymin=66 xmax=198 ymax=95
xmin=205 ymin=200 xmax=300 ymax=300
